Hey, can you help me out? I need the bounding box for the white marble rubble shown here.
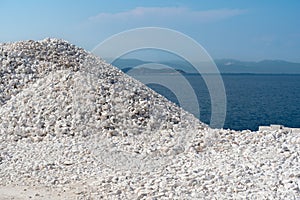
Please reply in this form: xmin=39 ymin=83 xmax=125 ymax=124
xmin=0 ymin=39 xmax=299 ymax=199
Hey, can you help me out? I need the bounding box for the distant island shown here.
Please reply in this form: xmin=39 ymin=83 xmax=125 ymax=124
xmin=111 ymin=58 xmax=300 ymax=74
xmin=122 ymin=67 xmax=186 ymax=74
xmin=215 ymin=59 xmax=300 ymax=74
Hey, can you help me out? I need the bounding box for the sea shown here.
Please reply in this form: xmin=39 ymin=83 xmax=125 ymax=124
xmin=144 ymin=74 xmax=300 ymax=131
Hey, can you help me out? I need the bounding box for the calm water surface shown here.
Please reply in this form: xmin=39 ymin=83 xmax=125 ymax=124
xmin=147 ymin=74 xmax=300 ymax=131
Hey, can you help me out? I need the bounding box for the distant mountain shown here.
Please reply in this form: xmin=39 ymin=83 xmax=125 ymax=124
xmin=111 ymin=58 xmax=300 ymax=74
xmin=215 ymin=59 xmax=300 ymax=74
xmin=111 ymin=58 xmax=197 ymax=73
xmin=112 ymin=58 xmax=152 ymax=68
xmin=122 ymin=67 xmax=186 ymax=74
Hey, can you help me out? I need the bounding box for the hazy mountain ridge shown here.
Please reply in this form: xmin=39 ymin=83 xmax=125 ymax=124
xmin=112 ymin=58 xmax=300 ymax=74
xmin=215 ymin=59 xmax=300 ymax=74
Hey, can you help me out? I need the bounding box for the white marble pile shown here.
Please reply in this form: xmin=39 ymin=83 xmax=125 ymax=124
xmin=0 ymin=39 xmax=299 ymax=199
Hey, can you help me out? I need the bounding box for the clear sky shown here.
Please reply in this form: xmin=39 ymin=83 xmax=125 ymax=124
xmin=1 ymin=0 xmax=299 ymax=62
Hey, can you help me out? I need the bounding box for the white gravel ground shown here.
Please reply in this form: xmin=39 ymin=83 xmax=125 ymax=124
xmin=0 ymin=39 xmax=299 ymax=199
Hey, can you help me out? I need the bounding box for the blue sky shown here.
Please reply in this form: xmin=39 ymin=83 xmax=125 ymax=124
xmin=1 ymin=0 xmax=300 ymax=62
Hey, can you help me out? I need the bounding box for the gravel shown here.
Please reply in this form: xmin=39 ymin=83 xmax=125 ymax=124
xmin=0 ymin=38 xmax=299 ymax=199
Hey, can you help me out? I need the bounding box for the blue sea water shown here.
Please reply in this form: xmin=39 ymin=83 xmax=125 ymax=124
xmin=146 ymin=74 xmax=300 ymax=131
